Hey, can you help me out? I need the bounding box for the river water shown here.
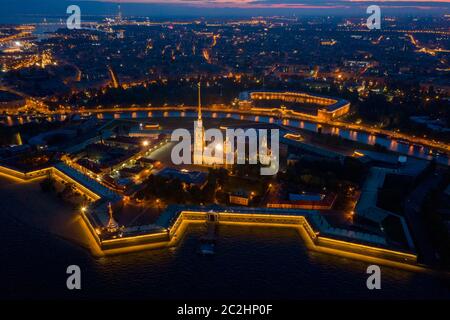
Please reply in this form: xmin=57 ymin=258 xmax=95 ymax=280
xmin=3 ymin=111 xmax=449 ymax=165
xmin=2 ymin=213 xmax=450 ymax=300
xmin=97 ymin=111 xmax=450 ymax=165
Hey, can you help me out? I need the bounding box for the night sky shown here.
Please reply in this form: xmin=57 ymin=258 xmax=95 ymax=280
xmin=0 ymin=0 xmax=449 ymax=18
xmin=105 ymin=0 xmax=450 ymax=8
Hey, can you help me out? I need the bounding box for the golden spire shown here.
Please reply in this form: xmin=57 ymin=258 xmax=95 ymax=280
xmin=107 ymin=202 xmax=119 ymax=231
xmin=197 ymin=81 xmax=202 ymax=121
xmin=108 ymin=202 xmax=113 ymax=218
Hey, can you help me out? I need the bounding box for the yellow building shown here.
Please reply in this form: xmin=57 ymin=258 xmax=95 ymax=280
xmin=238 ymin=91 xmax=350 ymax=121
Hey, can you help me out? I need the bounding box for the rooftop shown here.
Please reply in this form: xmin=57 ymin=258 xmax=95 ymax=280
xmin=156 ymin=167 xmax=208 ymax=187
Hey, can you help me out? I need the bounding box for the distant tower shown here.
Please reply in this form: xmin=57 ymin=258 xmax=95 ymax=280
xmin=117 ymin=4 xmax=122 ymax=22
xmin=106 ymin=202 xmax=119 ymax=233
xmin=193 ymin=81 xmax=204 ymax=164
xmin=107 ymin=65 xmax=120 ymax=88
xmin=197 ymin=81 xmax=202 ymax=121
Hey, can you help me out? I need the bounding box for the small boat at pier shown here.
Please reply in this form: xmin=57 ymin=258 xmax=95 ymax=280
xmin=197 ymin=220 xmax=218 ymax=255
xmin=197 ymin=239 xmax=216 ymax=255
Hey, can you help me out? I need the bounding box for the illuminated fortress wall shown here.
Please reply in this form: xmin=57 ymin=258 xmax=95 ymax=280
xmin=240 ymin=91 xmax=350 ymax=121
xmin=0 ymin=164 xmax=101 ymax=201
xmin=169 ymin=210 xmax=417 ymax=266
xmin=0 ymin=165 xmax=51 ymax=180
xmin=0 ymin=166 xmax=418 ymax=269
xmin=317 ymin=103 xmax=350 ymax=121
xmin=250 ymin=91 xmax=336 ymax=106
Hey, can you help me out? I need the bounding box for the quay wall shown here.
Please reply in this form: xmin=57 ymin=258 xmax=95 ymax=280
xmin=100 ymin=231 xmax=169 ymax=251
xmin=52 ymin=167 xmax=101 ymax=201
xmin=0 ymin=163 xmax=418 ymax=267
xmin=0 ymin=164 xmax=101 ymax=201
xmin=166 ymin=211 xmax=416 ymax=265
xmin=0 ymin=165 xmax=51 ymax=180
xmin=316 ymin=236 xmax=417 ymax=265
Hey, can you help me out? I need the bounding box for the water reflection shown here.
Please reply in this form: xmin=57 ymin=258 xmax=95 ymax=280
xmin=390 ymin=140 xmax=399 ymax=151
xmin=86 ymin=224 xmax=449 ymax=299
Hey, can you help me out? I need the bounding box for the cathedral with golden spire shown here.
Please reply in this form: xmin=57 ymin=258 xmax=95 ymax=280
xmin=193 ymin=81 xmax=233 ymax=167
xmin=193 ymin=81 xmax=205 ymax=165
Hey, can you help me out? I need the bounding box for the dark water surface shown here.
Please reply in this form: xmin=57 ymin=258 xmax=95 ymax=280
xmin=2 ymin=214 xmax=450 ymax=300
